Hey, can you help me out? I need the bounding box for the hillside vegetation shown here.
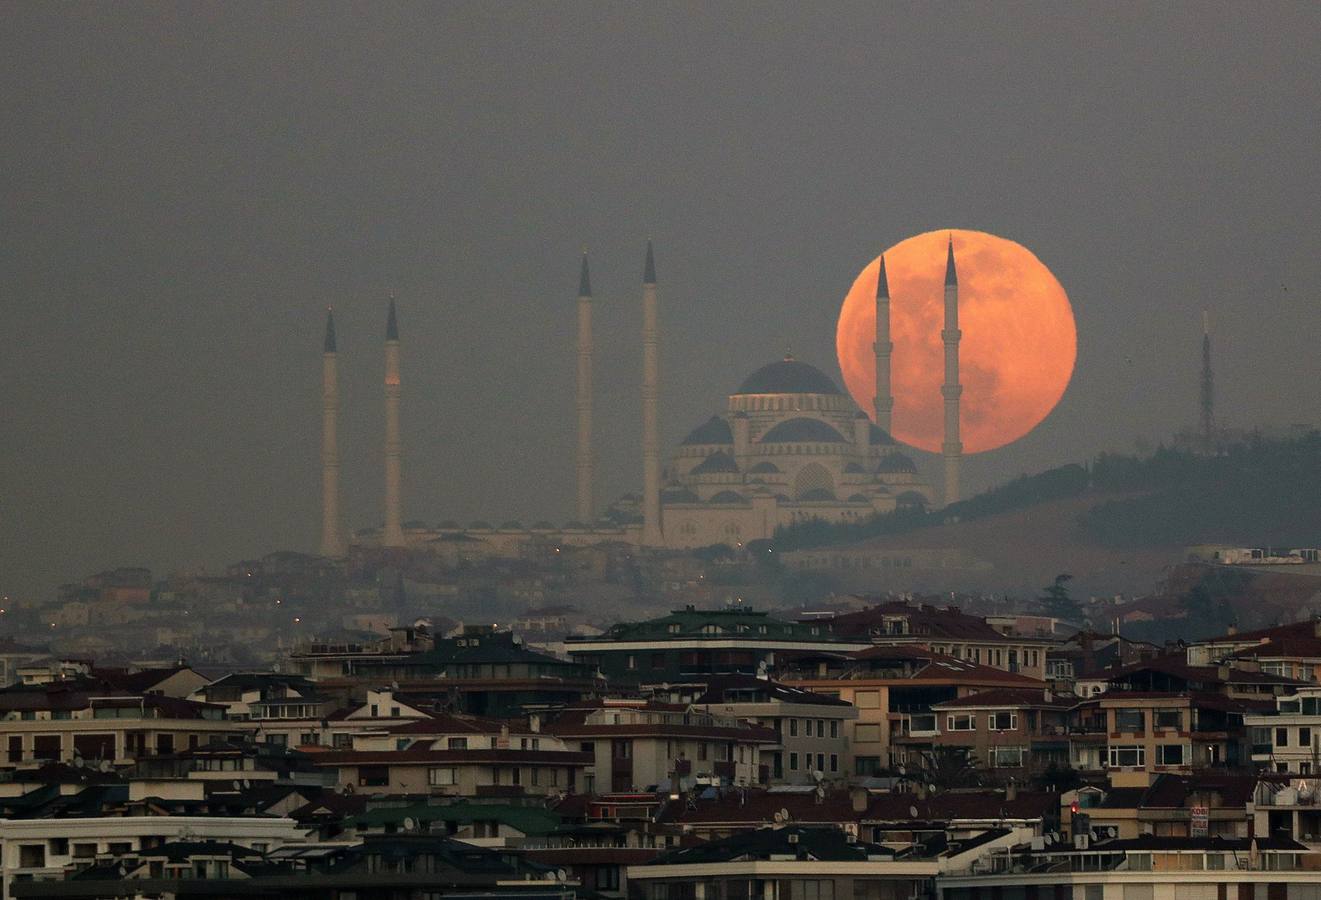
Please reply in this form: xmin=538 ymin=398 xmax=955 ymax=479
xmin=770 ymin=431 xmax=1321 ymax=552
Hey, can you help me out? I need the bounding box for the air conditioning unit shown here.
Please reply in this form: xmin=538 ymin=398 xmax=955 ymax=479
xmin=788 ymin=834 xmax=799 ymax=844
xmin=1074 ymin=833 xmax=1089 ymax=850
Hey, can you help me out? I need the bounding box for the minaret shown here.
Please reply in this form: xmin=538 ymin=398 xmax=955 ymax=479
xmin=383 ymin=299 xmax=405 ymax=548
xmin=873 ymin=255 xmax=894 ymax=434
xmin=941 ymin=238 xmax=963 ymax=505
xmin=319 ymin=309 xmax=346 ymax=557
xmin=641 ymin=241 xmax=663 ymax=546
xmin=575 ymin=253 xmax=595 ymax=522
xmin=1200 ymin=310 xmax=1216 ymax=453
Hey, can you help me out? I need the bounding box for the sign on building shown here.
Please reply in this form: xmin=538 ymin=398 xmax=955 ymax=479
xmin=1191 ymin=805 xmax=1209 ymax=837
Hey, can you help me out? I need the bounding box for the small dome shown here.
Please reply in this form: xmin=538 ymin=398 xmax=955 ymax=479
xmin=662 ymin=487 xmax=701 ymax=504
xmin=774 ymin=493 xmax=791 ymax=502
xmin=682 ymin=415 xmax=733 ymax=446
xmin=691 ymin=451 xmax=740 ymax=475
xmin=870 ymin=424 xmax=896 ymax=446
xmin=760 ymin=418 xmax=848 ymax=444
xmin=847 ymin=493 xmax=870 ymax=503
xmin=798 ymin=488 xmax=837 ymax=502
xmin=438 ymin=520 xmax=460 ymax=529
xmin=469 ymin=520 xmax=493 ymax=530
xmin=735 ymin=358 xmax=841 ymax=396
xmin=708 ymin=490 xmax=747 ymax=504
xmin=748 ymin=461 xmax=781 ymax=474
xmin=844 ymin=462 xmax=866 ymax=474
xmin=563 ymin=520 xmax=587 ymax=529
xmin=896 ymin=491 xmax=929 ymax=507
xmin=876 ymin=452 xmax=918 ymax=474
xmin=531 ymin=520 xmax=555 ymax=529
xmin=499 ymin=520 xmax=524 ymax=530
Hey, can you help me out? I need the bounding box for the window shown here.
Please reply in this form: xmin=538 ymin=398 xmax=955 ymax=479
xmin=816 ymin=753 xmax=825 ymax=772
xmin=448 ymin=737 xmax=468 ymax=750
xmin=1114 ymin=709 xmax=1145 ymax=732
xmin=854 ymin=724 xmax=881 ymax=743
xmin=1156 ymin=744 xmax=1186 ymax=766
xmin=989 ymin=712 xmax=1018 ymax=731
xmin=1107 ymin=745 xmax=1145 ymax=768
xmin=829 ymin=753 xmax=838 ymax=772
xmin=612 ymin=739 xmax=631 ymax=759
xmin=359 ymin=765 xmax=389 ymax=787
xmin=829 ymin=721 xmax=839 ymax=738
xmin=1154 ymin=709 xmax=1181 ymax=730
xmin=18 ymin=845 xmax=45 ymax=868
xmin=991 ymin=746 xmax=1025 ymax=768
xmin=1277 ymin=727 xmax=1290 ymax=748
xmin=266 ymin=733 xmax=287 ymax=747
xmin=428 ymin=767 xmax=457 ymax=786
xmin=627 ymin=655 xmax=637 ymax=670
xmin=789 ymin=752 xmax=799 ymax=771
xmin=855 ymin=756 xmax=882 ymax=776
xmin=333 ymin=732 xmax=352 ymax=748
xmin=49 ymin=839 xmax=68 ymax=857
xmin=854 ymin=691 xmax=879 ymax=709
xmin=1302 ymin=727 xmax=1313 ymax=748
xmin=390 ymin=707 xmax=400 ymax=717
xmin=370 ymin=705 xmax=378 ymax=717
xmin=790 ymin=719 xmax=799 ymax=737
xmin=947 ymin=714 xmax=975 ymax=731
xmin=71 ymin=844 xmax=96 ymax=860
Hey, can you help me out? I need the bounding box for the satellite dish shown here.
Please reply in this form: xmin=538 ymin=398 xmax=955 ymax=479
xmin=897 ymin=765 xmax=906 ymax=776
xmin=403 ymin=817 xmax=417 ymax=832
xmin=780 ymin=808 xmax=790 ymax=822
xmin=812 ymin=770 xmax=824 ymax=782
xmin=99 ymin=760 xmax=112 ymax=773
xmin=773 ymin=812 xmax=784 ymax=824
xmin=909 ymin=805 xmax=919 ymax=819
xmin=242 ymin=779 xmax=251 ymax=790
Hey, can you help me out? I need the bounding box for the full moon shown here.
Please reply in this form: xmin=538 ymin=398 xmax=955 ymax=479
xmin=836 ymin=229 xmax=1076 ymax=455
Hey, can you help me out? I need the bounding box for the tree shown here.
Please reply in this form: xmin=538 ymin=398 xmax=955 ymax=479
xmin=1038 ymin=574 xmax=1080 ymax=622
xmin=917 ymin=747 xmax=981 ymax=791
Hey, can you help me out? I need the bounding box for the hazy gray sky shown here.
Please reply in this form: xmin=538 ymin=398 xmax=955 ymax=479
xmin=3 ymin=3 xmax=1319 ymax=599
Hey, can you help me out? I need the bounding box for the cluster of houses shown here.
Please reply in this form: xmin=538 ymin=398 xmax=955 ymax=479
xmin=2 ymin=601 xmax=1321 ymax=898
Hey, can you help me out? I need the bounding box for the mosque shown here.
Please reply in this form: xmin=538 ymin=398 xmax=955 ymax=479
xmin=316 ymin=241 xmax=964 ymax=555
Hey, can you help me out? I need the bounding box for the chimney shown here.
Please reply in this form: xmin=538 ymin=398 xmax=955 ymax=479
xmin=851 ymin=787 xmax=868 ymax=813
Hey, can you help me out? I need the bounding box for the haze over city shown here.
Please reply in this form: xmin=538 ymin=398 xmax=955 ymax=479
xmin=2 ymin=6 xmax=1320 ymax=596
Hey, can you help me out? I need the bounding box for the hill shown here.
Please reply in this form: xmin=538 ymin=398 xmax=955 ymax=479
xmin=768 ymin=431 xmax=1321 ymax=600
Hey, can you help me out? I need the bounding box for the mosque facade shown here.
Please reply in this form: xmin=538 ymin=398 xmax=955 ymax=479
xmin=659 ymin=356 xmax=931 ymax=549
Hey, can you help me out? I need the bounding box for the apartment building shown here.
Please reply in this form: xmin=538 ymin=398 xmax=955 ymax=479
xmin=1246 ymin=686 xmax=1321 ymax=774
xmin=900 ymin=688 xmax=1072 ymax=774
xmin=657 ymin=675 xmax=856 ymax=784
xmin=779 ymin=645 xmax=1045 ymax=773
xmin=546 ymin=700 xmax=776 ymax=792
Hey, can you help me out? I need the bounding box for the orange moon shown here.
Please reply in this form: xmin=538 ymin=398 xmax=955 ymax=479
xmin=836 ymin=229 xmax=1076 ymax=455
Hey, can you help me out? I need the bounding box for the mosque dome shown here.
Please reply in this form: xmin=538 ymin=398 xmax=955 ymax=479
xmin=760 ymin=418 xmax=848 ymax=444
xmin=869 ymin=424 xmax=896 ymax=446
xmin=748 ymin=461 xmax=781 ymax=474
xmin=875 ymin=452 xmax=918 ymax=474
xmin=735 ymin=358 xmax=842 ymax=396
xmin=691 ymin=451 xmax=740 ymax=474
xmin=662 ymin=487 xmax=701 ymax=504
xmin=682 ymin=415 xmax=733 ymax=445
xmin=708 ymin=490 xmax=747 ymax=504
